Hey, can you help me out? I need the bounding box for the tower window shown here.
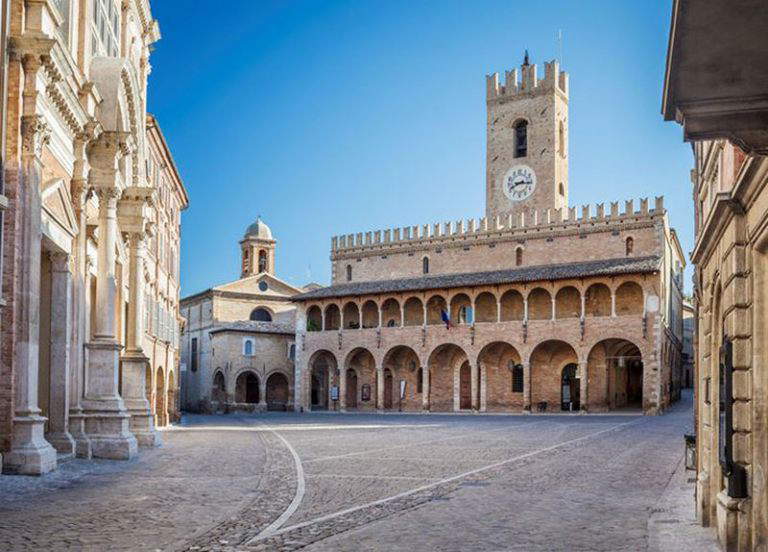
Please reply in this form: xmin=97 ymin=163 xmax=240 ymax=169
xmin=516 ymin=247 xmax=523 ymax=266
xmin=258 ymin=250 xmax=268 ymax=273
xmin=346 ymin=264 xmax=352 ymax=282
xmin=559 ymin=182 xmax=565 ymax=197
xmin=422 ymin=256 xmax=429 ymax=274
xmin=514 ymin=120 xmax=528 ymax=158
xmin=243 ymin=339 xmax=254 ymax=356
xmin=625 ymin=237 xmax=634 ymax=256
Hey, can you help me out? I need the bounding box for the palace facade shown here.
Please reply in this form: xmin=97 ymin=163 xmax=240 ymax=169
xmin=0 ymin=0 xmax=188 ymax=475
xmin=293 ymin=56 xmax=685 ymax=415
xmin=663 ymin=0 xmax=768 ymax=549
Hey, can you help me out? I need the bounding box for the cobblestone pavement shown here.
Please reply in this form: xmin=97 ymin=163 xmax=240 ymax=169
xmin=0 ymin=392 xmax=714 ymax=552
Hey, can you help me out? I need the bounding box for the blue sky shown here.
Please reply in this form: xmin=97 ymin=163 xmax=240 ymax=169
xmin=148 ymin=0 xmax=692 ymax=297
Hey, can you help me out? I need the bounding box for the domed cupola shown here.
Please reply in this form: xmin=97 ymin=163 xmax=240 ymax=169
xmin=240 ymin=216 xmax=277 ymax=278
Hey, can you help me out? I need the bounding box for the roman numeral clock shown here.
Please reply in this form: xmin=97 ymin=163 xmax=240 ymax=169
xmin=503 ymin=164 xmax=536 ymax=202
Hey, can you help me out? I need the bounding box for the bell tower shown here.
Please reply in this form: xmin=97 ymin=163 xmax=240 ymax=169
xmin=240 ymin=217 xmax=276 ymax=278
xmin=485 ymin=53 xmax=569 ymax=221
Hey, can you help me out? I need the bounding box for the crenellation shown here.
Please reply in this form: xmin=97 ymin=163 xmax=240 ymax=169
xmin=582 ymin=205 xmax=590 ymax=221
xmin=384 ymin=230 xmax=391 ymax=243
xmin=654 ymin=196 xmax=664 ymax=213
xmin=611 ymin=202 xmax=619 ymax=218
xmin=596 ymin=203 xmax=605 ymax=220
xmin=624 ymin=200 xmax=634 ymax=217
xmin=640 ymin=198 xmax=649 ymax=215
xmin=487 ymin=59 xmax=569 ymax=101
xmin=375 ymin=230 xmax=381 ymax=244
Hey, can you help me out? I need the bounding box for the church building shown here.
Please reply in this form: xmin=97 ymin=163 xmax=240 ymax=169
xmin=180 ymin=218 xmax=318 ymax=412
xmin=292 ymin=56 xmax=686 ymax=415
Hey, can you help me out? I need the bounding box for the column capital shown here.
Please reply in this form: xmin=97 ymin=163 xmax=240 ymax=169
xmin=49 ymin=251 xmax=71 ymax=273
xmin=21 ymin=115 xmax=50 ymax=159
xmin=93 ymin=186 xmax=122 ymax=208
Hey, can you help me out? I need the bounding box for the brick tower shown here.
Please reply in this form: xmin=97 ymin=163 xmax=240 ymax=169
xmin=485 ymin=52 xmax=569 ymax=221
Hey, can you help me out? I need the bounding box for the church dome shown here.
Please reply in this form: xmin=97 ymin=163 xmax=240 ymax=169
xmin=244 ymin=217 xmax=272 ymax=240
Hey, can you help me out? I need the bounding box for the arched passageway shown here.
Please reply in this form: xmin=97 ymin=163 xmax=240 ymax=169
xmin=235 ymin=371 xmax=260 ymax=404
xmin=459 ymin=362 xmax=472 ymax=409
xmin=382 ymin=345 xmax=421 ymax=411
xmin=155 ymin=367 xmax=166 ymax=426
xmin=383 ymin=368 xmax=394 ymax=409
xmin=266 ymin=372 xmax=290 ymax=410
xmin=529 ymin=340 xmax=579 ymax=411
xmin=310 ymin=350 xmax=336 ymax=410
xmin=561 ymin=363 xmax=580 ymax=411
xmin=477 ymin=341 xmax=522 ymax=411
xmin=345 ymin=348 xmax=375 ymax=410
xmin=168 ymin=371 xmax=179 ymax=423
xmin=212 ymin=370 xmax=226 ymax=403
xmin=427 ymin=344 xmax=469 ymax=411
xmin=587 ymin=339 xmax=644 ymax=411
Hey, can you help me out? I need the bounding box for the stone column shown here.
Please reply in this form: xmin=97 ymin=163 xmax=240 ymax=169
xmin=118 ymin=221 xmax=159 ymax=447
xmin=496 ymin=300 xmax=502 ymax=323
xmin=579 ymin=360 xmax=589 ymax=413
xmin=259 ymin=375 xmax=267 ymax=412
xmin=580 ymin=292 xmax=586 ymax=318
xmin=611 ymin=290 xmax=617 ymax=317
xmin=523 ymin=362 xmax=532 ymax=412
xmin=376 ymin=366 xmax=384 ymax=411
xmin=422 ymin=367 xmax=430 ymax=412
xmin=45 ymin=252 xmax=76 ymax=455
xmin=68 ymin=141 xmax=92 ymax=459
xmin=339 ymin=367 xmax=347 ymax=412
xmin=82 ymin=132 xmax=137 ymax=460
xmin=551 ymin=297 xmax=556 ymax=320
xmin=470 ymin=363 xmax=479 ymax=411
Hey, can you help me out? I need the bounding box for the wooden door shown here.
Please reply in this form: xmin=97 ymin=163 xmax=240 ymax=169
xmin=384 ymin=369 xmax=393 ymax=409
xmin=346 ymin=369 xmax=358 ymax=408
xmin=459 ymin=363 xmax=471 ymax=409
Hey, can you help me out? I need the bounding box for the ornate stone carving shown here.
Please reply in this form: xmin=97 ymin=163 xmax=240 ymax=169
xmin=21 ymin=115 xmax=51 ymax=159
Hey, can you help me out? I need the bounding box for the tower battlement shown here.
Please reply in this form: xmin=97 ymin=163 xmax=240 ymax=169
xmin=486 ymin=59 xmax=568 ymax=100
xmin=331 ymin=196 xmax=664 ymax=254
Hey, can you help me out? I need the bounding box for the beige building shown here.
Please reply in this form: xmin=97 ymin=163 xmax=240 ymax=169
xmin=0 ymin=0 xmax=188 ymax=475
xmin=663 ymin=1 xmax=768 ymax=549
xmin=293 ymin=56 xmax=685 ymax=416
xmin=180 ymin=218 xmax=314 ymax=413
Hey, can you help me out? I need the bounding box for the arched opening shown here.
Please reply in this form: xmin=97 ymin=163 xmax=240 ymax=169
xmin=587 ymin=339 xmax=644 ymax=411
xmin=625 ymin=237 xmax=634 ymax=256
xmin=513 ymin=119 xmax=528 ymax=158
xmin=258 ymin=250 xmax=268 ymax=273
xmin=383 ymin=345 xmax=421 ymax=411
xmin=474 ymin=292 xmax=497 ymax=323
xmin=585 ymin=283 xmax=612 ymax=317
xmin=345 ymin=347 xmax=375 ymax=410
xmin=427 ymin=343 xmax=469 ymax=412
xmin=381 ymin=298 xmax=401 ymax=327
xmin=426 ymin=295 xmax=448 ymax=326
xmin=346 ymin=369 xmax=358 ymax=408
xmin=306 ymin=305 xmax=322 ymax=331
xmin=235 ymin=371 xmax=260 ymax=404
xmin=516 ymin=247 xmax=523 ymax=266
xmin=361 ymin=300 xmax=378 ymax=328
xmin=422 ymin=256 xmax=429 ymax=274
xmin=212 ymin=370 xmax=226 ymax=403
xmin=477 ymin=341 xmax=522 ymax=411
xmin=450 ymin=293 xmax=472 ymax=325
xmin=555 ymin=286 xmax=581 ymax=319
xmin=324 ymin=304 xmax=341 ymax=331
xmin=342 ymin=301 xmax=360 ymax=329
xmin=383 ymin=368 xmax=394 ymax=409
xmin=527 ymin=288 xmax=552 ymax=320
xmin=155 ymin=367 xmax=166 ymax=427
xmin=250 ymin=307 xmax=272 ymax=322
xmin=310 ymin=350 xmax=336 ymax=410
xmin=615 ymin=281 xmax=644 ymax=315
xmin=266 ymin=372 xmax=290 ymax=411
xmin=346 ymin=264 xmax=352 ymax=282
xmin=529 ymin=340 xmax=579 ymax=411
xmin=500 ymin=289 xmax=524 ymax=321
xmin=403 ymin=297 xmax=424 ymax=326
xmin=459 ymin=362 xmax=472 ymax=410
xmin=243 ymin=339 xmax=254 ymax=356
xmin=561 ymin=363 xmax=580 ymax=411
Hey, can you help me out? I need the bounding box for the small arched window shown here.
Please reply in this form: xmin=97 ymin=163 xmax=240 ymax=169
xmin=514 ymin=120 xmax=528 ymax=158
xmin=625 ymin=237 xmax=634 ymax=256
xmin=346 ymin=264 xmax=352 ymax=282
xmin=422 ymin=256 xmax=429 ymax=274
xmin=515 ymin=248 xmax=523 ymax=267
xmin=258 ymin=250 xmax=268 ymax=273
xmin=243 ymin=339 xmax=254 ymax=356
xmin=250 ymin=308 xmax=272 ymax=322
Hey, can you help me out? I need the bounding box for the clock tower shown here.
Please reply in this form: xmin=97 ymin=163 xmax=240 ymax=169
xmin=485 ymin=53 xmax=569 ymax=221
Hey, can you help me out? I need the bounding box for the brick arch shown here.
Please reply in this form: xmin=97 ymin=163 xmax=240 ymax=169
xmin=324 ymin=303 xmax=341 ymax=330
xmin=477 ymin=341 xmax=523 ymax=412
xmin=426 ymin=294 xmax=448 ymax=326
xmin=585 ymin=282 xmax=612 ymax=317
xmin=345 ymin=347 xmax=377 ymax=410
xmin=306 ymin=304 xmax=322 ymax=331
xmin=475 ymin=291 xmax=498 ymax=323
xmin=528 ymin=339 xmax=579 ymax=410
xmin=265 ymin=370 xmax=291 ymax=411
xmin=383 ymin=345 xmax=422 ymax=411
xmin=308 ymin=349 xmax=337 ymax=410
xmin=360 ymin=299 xmax=379 ymax=329
xmin=449 ymin=293 xmax=472 ymax=325
xmin=341 ymin=300 xmax=360 ymax=329
xmin=555 ymin=285 xmax=581 ymax=319
xmin=615 ymin=281 xmax=644 ymax=315
xmin=527 ymin=287 xmax=552 ymax=320
xmin=427 ymin=343 xmax=469 ymax=412
xmin=586 ymin=338 xmax=644 ymax=411
xmin=380 ymin=297 xmax=402 ymax=327
xmin=403 ymin=296 xmax=424 ymax=326
xmin=234 ymin=370 xmax=260 ymax=404
xmin=499 ymin=288 xmax=524 ymax=321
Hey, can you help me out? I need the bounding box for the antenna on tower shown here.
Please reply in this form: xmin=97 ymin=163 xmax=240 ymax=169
xmin=557 ymin=29 xmax=564 ymax=66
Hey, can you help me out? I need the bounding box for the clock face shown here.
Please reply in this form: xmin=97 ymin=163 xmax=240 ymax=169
xmin=502 ymin=165 xmax=536 ymax=202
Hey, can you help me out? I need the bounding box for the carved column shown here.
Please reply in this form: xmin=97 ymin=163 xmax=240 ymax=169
xmin=82 ymin=131 xmax=137 ymax=460
xmin=523 ymin=362 xmax=532 ymax=412
xmin=68 ymin=135 xmax=93 ymax=458
xmin=3 ymin=47 xmax=58 ymax=474
xmin=45 ymin=252 xmax=76 ymax=455
xmin=579 ymin=360 xmax=589 ymax=413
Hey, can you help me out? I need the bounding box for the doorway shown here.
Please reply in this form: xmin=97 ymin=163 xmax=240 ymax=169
xmin=459 ymin=362 xmax=472 ymax=410
xmin=561 ymin=363 xmax=580 ymax=411
xmin=346 ymin=369 xmax=358 ymax=408
xmin=383 ymin=368 xmax=393 ymax=409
